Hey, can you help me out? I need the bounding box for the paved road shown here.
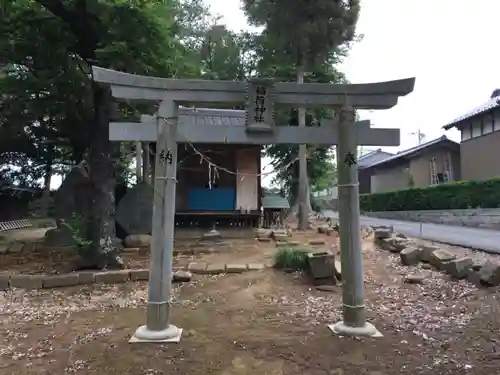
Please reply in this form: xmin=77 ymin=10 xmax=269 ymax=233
xmin=323 ymin=210 xmax=500 ymax=254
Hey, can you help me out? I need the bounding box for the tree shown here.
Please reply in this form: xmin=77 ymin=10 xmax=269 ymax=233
xmin=242 ymin=0 xmax=361 ymax=229
xmin=1 ymin=0 xmax=195 ymax=268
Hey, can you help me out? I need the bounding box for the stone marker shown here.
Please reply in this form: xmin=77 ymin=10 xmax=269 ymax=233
xmin=309 ymin=239 xmax=326 ymax=246
xmin=53 ymin=165 xmax=92 ymax=222
xmin=42 ymin=227 xmax=74 ymax=247
xmin=428 ymin=249 xmax=456 ymax=270
xmin=400 ymin=247 xmax=422 ymax=266
xmin=444 ymin=257 xmax=473 ymax=279
xmin=116 ymin=182 xmax=153 ymax=236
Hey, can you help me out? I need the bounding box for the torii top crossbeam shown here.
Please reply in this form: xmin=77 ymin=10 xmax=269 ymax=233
xmin=92 ymin=67 xmax=415 ymax=110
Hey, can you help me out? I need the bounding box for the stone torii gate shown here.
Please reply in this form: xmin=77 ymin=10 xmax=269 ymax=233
xmin=92 ymin=67 xmax=415 ymax=342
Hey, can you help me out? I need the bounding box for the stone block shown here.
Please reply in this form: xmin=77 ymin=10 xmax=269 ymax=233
xmin=419 ymin=245 xmax=439 ymax=262
xmin=400 ymin=247 xmax=422 ymax=266
xmin=478 ymin=262 xmax=500 ymax=286
xmin=43 ymin=227 xmax=74 ymax=247
xmin=444 ymin=257 xmax=473 ymax=279
xmin=78 ymin=271 xmax=95 ymax=284
xmin=257 ymin=237 xmax=271 ymax=242
xmin=247 ymin=263 xmax=265 ymax=271
xmin=274 ymin=234 xmax=288 ymax=242
xmin=225 ymin=264 xmax=248 ymax=273
xmin=275 ymin=241 xmax=288 ymax=247
xmin=10 ymin=275 xmax=44 ymax=290
xmin=307 ymin=252 xmax=335 ymax=280
xmin=0 ymin=275 xmax=10 ymax=290
xmin=115 ymin=182 xmax=153 ymax=235
xmin=287 ymin=241 xmax=300 ymax=246
xmin=374 ymin=229 xmax=391 ymax=240
xmin=309 ymin=239 xmax=326 ymax=246
xmin=256 ymin=228 xmax=272 ymax=238
xmin=42 ymin=274 xmax=79 ymax=288
xmin=130 ymin=268 xmax=149 ymax=281
xmin=206 ymin=264 xmax=226 ymax=274
xmin=124 ymin=234 xmax=151 ymax=248
xmin=317 ymin=225 xmax=330 ymax=234
xmin=428 ymin=250 xmax=456 ymax=270
xmin=173 ymin=270 xmax=192 ymax=282
xmin=94 ymin=270 xmax=130 ymax=284
xmin=187 ymin=262 xmax=207 ymax=274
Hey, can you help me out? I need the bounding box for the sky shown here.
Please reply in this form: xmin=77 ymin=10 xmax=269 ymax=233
xmin=207 ymin=0 xmax=500 ymax=149
xmin=50 ymin=0 xmax=500 ymax=189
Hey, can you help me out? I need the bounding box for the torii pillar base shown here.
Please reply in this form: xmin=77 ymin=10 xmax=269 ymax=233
xmin=328 ymin=321 xmax=382 ymax=338
xmin=129 ymin=324 xmax=183 ymax=343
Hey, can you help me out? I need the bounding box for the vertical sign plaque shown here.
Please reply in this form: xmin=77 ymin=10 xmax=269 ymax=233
xmin=245 ymin=78 xmax=275 ymax=131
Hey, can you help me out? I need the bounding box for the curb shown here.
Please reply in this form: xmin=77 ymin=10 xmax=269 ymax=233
xmin=0 ymin=262 xmax=268 ymax=291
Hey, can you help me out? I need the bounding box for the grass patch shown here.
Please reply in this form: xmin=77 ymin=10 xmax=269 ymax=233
xmin=273 ymin=246 xmax=310 ymax=271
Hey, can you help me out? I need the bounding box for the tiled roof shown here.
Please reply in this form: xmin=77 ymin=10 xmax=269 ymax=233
xmin=358 ymin=149 xmax=394 ymax=168
xmin=364 ymin=135 xmax=458 ymax=169
xmin=443 ymin=95 xmax=500 ymax=130
xmin=178 ymin=107 xmax=245 ymax=127
xmin=261 ymin=195 xmax=290 ymax=209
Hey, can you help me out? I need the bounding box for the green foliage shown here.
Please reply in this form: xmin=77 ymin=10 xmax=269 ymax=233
xmin=59 ymin=214 xmax=93 ymax=258
xmin=273 ymin=246 xmax=310 ymax=271
xmin=242 ymin=0 xmax=360 ymax=68
xmin=360 ymin=178 xmax=500 ymax=212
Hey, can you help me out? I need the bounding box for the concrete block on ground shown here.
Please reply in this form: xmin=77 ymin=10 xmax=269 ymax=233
xmin=173 ymin=270 xmax=192 ymax=282
xmin=247 ymin=263 xmax=265 ymax=271
xmin=78 ymin=271 xmax=95 ymax=284
xmin=42 ymin=274 xmax=79 ymax=288
xmin=428 ymin=249 xmax=456 ymax=270
xmin=130 ymin=268 xmax=149 ymax=281
xmin=225 ymin=264 xmax=248 ymax=273
xmin=444 ymin=257 xmax=473 ymax=279
xmin=94 ymin=270 xmax=130 ymax=284
xmin=374 ymin=229 xmax=391 ymax=240
xmin=400 ymin=247 xmax=423 ymax=266
xmin=206 ymin=264 xmax=226 ymax=274
xmin=188 ymin=262 xmax=208 ymax=274
xmin=307 ymin=252 xmax=335 ymax=280
xmin=10 ymin=275 xmax=44 ymax=290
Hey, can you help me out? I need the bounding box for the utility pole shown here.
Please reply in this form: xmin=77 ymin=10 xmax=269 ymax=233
xmin=410 ymin=129 xmax=426 ymax=145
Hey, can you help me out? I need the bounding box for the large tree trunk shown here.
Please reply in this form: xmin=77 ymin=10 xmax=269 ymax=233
xmin=87 ymin=83 xmax=123 ymax=269
xmin=297 ymin=66 xmax=312 ymax=229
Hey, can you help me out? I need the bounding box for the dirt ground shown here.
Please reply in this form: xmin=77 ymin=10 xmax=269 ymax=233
xmin=1 ymin=226 xmax=500 ymax=374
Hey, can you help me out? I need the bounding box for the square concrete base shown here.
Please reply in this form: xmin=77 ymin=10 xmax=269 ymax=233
xmin=328 ymin=321 xmax=383 ymax=338
xmin=129 ymin=325 xmax=183 ymax=343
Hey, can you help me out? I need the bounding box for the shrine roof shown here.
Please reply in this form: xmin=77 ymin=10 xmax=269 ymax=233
xmin=262 ymin=195 xmax=290 ymax=209
xmin=178 ymin=107 xmax=245 ymax=127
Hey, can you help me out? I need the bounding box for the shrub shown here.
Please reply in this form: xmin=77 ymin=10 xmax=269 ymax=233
xmin=273 ymin=247 xmax=310 ymax=271
xmin=360 ymin=177 xmax=500 ymax=212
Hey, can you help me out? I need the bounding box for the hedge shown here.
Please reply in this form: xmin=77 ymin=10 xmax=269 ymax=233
xmin=359 ymin=177 xmax=500 ymax=212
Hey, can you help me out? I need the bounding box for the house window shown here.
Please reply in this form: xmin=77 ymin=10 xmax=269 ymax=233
xmin=461 ymin=124 xmax=472 ymax=141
